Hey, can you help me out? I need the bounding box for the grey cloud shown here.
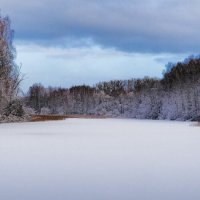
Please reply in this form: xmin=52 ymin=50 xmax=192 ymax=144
xmin=1 ymin=0 xmax=200 ymax=53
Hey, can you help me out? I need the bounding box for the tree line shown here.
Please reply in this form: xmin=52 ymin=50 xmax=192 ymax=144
xmin=24 ymin=58 xmax=200 ymax=121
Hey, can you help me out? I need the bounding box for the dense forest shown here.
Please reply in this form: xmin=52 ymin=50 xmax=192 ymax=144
xmin=24 ymin=58 xmax=200 ymax=121
xmin=1 ymin=14 xmax=200 ymax=122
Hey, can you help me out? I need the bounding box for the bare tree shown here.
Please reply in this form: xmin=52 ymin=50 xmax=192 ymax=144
xmin=0 ymin=14 xmax=21 ymax=112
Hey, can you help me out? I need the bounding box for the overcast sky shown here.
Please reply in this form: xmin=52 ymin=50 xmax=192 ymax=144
xmin=1 ymin=0 xmax=198 ymax=91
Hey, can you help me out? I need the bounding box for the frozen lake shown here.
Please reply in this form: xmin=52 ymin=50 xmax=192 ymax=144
xmin=0 ymin=119 xmax=200 ymax=200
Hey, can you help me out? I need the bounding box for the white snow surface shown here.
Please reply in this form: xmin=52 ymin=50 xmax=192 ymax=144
xmin=0 ymin=119 xmax=199 ymax=200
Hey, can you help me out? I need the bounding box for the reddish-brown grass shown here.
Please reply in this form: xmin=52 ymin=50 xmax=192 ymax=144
xmin=31 ymin=114 xmax=106 ymax=122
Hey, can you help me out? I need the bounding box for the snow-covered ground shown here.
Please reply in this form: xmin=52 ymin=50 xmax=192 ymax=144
xmin=0 ymin=119 xmax=199 ymax=200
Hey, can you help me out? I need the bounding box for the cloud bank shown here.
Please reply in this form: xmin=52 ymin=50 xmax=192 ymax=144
xmin=2 ymin=0 xmax=200 ymax=53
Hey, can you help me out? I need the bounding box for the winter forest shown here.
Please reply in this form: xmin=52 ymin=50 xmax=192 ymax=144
xmin=25 ymin=59 xmax=200 ymax=121
xmin=1 ymin=15 xmax=200 ymax=122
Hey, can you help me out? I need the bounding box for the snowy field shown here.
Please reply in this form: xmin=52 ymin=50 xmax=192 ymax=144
xmin=0 ymin=119 xmax=200 ymax=200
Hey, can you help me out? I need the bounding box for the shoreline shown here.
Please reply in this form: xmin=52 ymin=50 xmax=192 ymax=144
xmin=31 ymin=114 xmax=106 ymax=122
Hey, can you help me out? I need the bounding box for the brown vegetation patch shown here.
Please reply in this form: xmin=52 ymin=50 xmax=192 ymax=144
xmin=31 ymin=115 xmax=106 ymax=122
xmin=191 ymin=121 xmax=200 ymax=127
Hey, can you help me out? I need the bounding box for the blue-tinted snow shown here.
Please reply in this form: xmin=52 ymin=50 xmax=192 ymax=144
xmin=0 ymin=119 xmax=199 ymax=200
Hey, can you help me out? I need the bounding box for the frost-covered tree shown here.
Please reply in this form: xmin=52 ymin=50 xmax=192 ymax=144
xmin=0 ymin=15 xmax=21 ymax=113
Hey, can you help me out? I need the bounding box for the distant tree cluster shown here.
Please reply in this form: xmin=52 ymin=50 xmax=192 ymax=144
xmin=24 ymin=58 xmax=200 ymax=121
